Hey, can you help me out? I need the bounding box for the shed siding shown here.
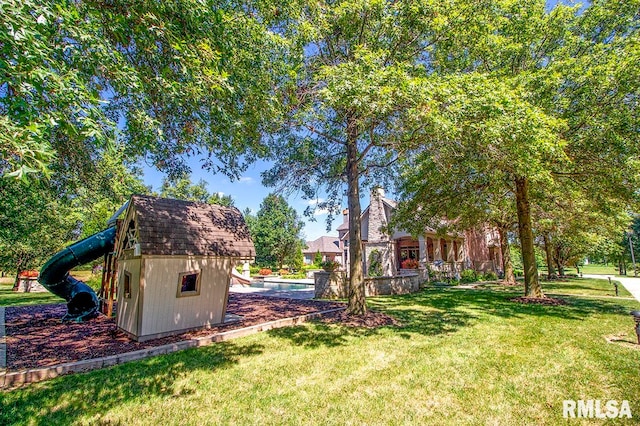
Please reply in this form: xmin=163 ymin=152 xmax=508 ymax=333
xmin=139 ymin=256 xmax=231 ymax=337
xmin=116 ymin=258 xmax=141 ymax=336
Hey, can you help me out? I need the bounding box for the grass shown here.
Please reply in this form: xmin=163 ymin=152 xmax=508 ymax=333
xmin=0 ymin=283 xmax=63 ymax=307
xmin=2 ymin=278 xmax=640 ymax=425
xmin=0 ymin=270 xmax=101 ymax=307
xmin=475 ymin=277 xmax=634 ymax=299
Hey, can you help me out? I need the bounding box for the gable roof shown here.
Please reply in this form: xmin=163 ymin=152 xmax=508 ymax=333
xmin=303 ymin=236 xmax=341 ymax=254
xmin=122 ymin=195 xmax=254 ymax=258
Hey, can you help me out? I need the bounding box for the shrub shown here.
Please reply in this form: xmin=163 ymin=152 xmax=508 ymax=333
xmin=483 ymin=271 xmax=498 ymax=281
xmin=368 ymin=250 xmax=383 ymax=277
xmin=460 ymin=269 xmax=478 ymax=283
xmin=401 ymin=259 xmax=420 ymax=269
xmin=320 ymin=260 xmax=340 ymax=272
xmin=279 ymin=269 xmax=289 ymax=276
xmin=258 ymin=268 xmax=272 ymax=276
xmin=279 ymin=272 xmax=307 ymax=279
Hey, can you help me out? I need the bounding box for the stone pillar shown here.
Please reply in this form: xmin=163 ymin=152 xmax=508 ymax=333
xmin=418 ymin=236 xmax=427 ymax=265
xmin=434 ymin=238 xmax=442 ymax=261
xmin=242 ymin=262 xmax=250 ymax=279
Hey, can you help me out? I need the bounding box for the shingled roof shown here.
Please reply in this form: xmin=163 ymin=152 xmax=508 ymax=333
xmin=123 ymin=195 xmax=254 ymax=258
xmin=303 ymin=236 xmax=341 ymax=255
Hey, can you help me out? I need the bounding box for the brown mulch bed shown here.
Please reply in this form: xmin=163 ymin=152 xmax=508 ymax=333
xmin=317 ymin=309 xmax=400 ymax=328
xmin=4 ymin=293 xmax=347 ymax=371
xmin=509 ymin=296 xmax=569 ymax=306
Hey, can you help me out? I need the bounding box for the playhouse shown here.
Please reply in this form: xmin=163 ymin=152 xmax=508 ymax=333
xmin=113 ymin=195 xmax=254 ymax=341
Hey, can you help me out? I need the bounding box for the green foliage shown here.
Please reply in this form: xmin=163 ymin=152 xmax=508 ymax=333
xmin=246 ymin=194 xmax=304 ymax=269
xmin=313 ymin=251 xmax=323 ymax=266
xmin=367 ymin=250 xmax=383 ymax=277
xmin=320 ymin=260 xmax=340 ymax=272
xmin=482 ymin=271 xmax=498 ymax=282
xmin=0 ymin=178 xmax=78 ymax=275
xmin=278 ymin=272 xmax=307 ymax=280
xmin=460 ymin=269 xmax=478 ymax=284
xmin=2 ymin=0 xmax=294 ymax=181
xmin=290 ymin=247 xmax=305 ymax=271
xmin=158 ymin=174 xmax=234 ymax=206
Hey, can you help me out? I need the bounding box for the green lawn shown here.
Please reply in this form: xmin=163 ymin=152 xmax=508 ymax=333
xmin=2 ymin=279 xmax=639 ymax=425
xmin=0 ymin=271 xmax=102 ymax=307
xmin=0 ymin=283 xmax=63 ymax=307
xmin=475 ymin=277 xmax=634 ymax=299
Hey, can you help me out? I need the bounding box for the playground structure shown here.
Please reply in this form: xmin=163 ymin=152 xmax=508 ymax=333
xmin=38 ymin=195 xmax=255 ymax=340
xmin=38 ymin=227 xmax=116 ymax=321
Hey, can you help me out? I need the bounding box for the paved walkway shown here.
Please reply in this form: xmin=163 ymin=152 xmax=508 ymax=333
xmin=229 ymin=285 xmax=314 ymax=300
xmin=583 ymin=274 xmax=640 ymax=303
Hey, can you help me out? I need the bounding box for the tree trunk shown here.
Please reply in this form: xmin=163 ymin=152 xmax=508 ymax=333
xmin=515 ymin=176 xmax=542 ymax=297
xmin=543 ymin=233 xmax=555 ymax=279
xmin=13 ymin=268 xmax=21 ymax=291
xmin=554 ymin=247 xmax=564 ymax=276
xmin=498 ymin=225 xmax=516 ymax=284
xmin=346 ymin=116 xmax=366 ymax=315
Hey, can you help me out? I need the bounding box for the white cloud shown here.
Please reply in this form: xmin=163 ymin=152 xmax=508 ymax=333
xmin=308 ymin=198 xmax=325 ymax=205
xmin=314 ymin=208 xmax=330 ymax=216
xmin=238 ymin=176 xmax=254 ymax=184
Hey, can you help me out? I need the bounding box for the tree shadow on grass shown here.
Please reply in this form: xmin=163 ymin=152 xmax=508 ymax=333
xmin=0 ymin=341 xmax=264 ymax=426
xmin=270 ymin=287 xmax=639 ymax=350
xmin=267 ymin=322 xmax=381 ymax=349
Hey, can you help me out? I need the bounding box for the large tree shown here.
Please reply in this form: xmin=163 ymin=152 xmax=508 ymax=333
xmin=2 ymin=0 xmax=293 ymax=181
xmin=0 ymin=179 xmax=77 ymax=284
xmin=395 ymin=0 xmax=639 ymax=297
xmin=246 ymin=194 xmax=304 ymax=269
xmin=262 ymin=0 xmax=455 ymax=314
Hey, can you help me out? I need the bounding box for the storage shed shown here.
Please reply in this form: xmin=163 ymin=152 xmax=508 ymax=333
xmin=115 ymin=195 xmax=254 ymax=341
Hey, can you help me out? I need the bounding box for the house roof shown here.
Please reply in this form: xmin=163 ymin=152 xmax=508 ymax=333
xmin=303 ymin=236 xmax=341 ymax=254
xmin=126 ymin=195 xmax=254 ymax=258
xmin=338 ymin=197 xmax=398 ymax=232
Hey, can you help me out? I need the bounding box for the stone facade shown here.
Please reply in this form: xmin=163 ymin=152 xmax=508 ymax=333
xmin=314 ymin=271 xmax=421 ymax=299
xmin=339 ymin=188 xmax=502 ymax=277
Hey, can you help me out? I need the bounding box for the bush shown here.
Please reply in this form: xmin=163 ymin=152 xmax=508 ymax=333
xmin=514 ymin=269 xmax=524 ymax=277
xmin=483 ymin=271 xmax=498 ymax=281
xmin=460 ymin=269 xmax=478 ymax=283
xmin=368 ymin=250 xmax=383 ymax=277
xmin=258 ymin=268 xmax=272 ymax=276
xmin=279 ymin=272 xmax=307 ymax=279
xmin=278 ymin=269 xmax=289 ymax=276
xmin=401 ymin=259 xmax=419 ymax=269
xmin=320 ymin=260 xmax=340 ymax=272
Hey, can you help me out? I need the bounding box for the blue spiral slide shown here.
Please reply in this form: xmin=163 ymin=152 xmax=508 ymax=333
xmin=38 ymin=227 xmax=116 ymax=321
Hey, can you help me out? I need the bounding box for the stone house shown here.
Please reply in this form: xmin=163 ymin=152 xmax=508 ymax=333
xmin=115 ymin=195 xmax=254 ymax=341
xmin=302 ymin=236 xmax=343 ymax=265
xmin=338 ymin=188 xmax=502 ymax=277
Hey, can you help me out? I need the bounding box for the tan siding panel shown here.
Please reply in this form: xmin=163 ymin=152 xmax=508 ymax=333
xmin=116 ymin=258 xmax=141 ymax=335
xmin=139 ymin=256 xmax=231 ymax=338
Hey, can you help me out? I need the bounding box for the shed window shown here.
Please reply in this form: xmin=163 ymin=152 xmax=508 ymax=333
xmin=123 ymin=271 xmax=132 ymax=299
xmin=177 ymin=270 xmax=201 ymax=297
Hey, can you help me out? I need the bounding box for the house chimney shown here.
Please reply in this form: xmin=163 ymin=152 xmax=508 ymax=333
xmin=368 ymin=187 xmax=388 ymax=242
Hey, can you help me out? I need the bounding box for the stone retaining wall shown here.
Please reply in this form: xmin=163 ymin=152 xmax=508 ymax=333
xmin=314 ymin=271 xmax=422 ymax=299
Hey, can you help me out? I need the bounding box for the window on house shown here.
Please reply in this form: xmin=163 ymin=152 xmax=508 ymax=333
xmin=177 ymin=270 xmax=201 ymax=297
xmin=123 ymin=271 xmax=132 ymax=299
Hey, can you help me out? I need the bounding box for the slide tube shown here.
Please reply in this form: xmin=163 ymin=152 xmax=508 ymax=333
xmin=39 ymin=227 xmax=117 ymax=322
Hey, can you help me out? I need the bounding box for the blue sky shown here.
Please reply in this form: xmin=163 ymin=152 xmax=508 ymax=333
xmin=141 ymin=158 xmax=359 ymax=241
